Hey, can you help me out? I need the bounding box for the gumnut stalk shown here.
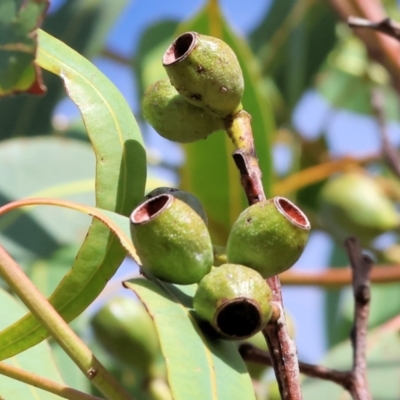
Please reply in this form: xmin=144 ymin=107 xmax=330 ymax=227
xmin=226 ymin=197 xmax=310 ymax=278
xmin=145 ymin=186 xmax=208 ymax=224
xmin=318 ymin=171 xmax=400 ymax=245
xmin=163 ymin=31 xmax=244 ymax=117
xmin=130 ymin=193 xmax=213 ymax=284
xmin=193 ymin=263 xmax=273 ymax=340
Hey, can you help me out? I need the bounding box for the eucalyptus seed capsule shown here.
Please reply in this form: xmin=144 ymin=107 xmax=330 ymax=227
xmin=193 ymin=263 xmax=273 ymax=340
xmin=163 ymin=32 xmax=244 ymax=117
xmin=227 ymin=197 xmax=310 ymax=278
xmin=130 ymin=194 xmax=213 ymax=284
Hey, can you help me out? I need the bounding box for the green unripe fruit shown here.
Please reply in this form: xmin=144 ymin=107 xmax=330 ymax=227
xmin=318 ymin=172 xmax=400 ymax=245
xmin=163 ymin=31 xmax=244 ymax=117
xmin=227 ymin=197 xmax=310 ymax=278
xmin=91 ymin=296 xmax=161 ymax=375
xmin=145 ymin=187 xmax=208 ymax=224
xmin=193 ymin=264 xmax=273 ymax=340
xmin=142 ymin=78 xmax=224 ymax=143
xmin=130 ymin=193 xmax=213 ymax=284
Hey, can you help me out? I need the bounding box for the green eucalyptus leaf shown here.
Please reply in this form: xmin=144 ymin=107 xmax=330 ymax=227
xmin=30 ymin=245 xmax=81 ymax=297
xmin=124 ymin=279 xmax=256 ymax=400
xmin=0 ymin=30 xmax=146 ymax=360
xmin=250 ymin=0 xmax=337 ymax=109
xmin=0 ymin=0 xmax=127 ymax=138
xmin=0 ymin=0 xmax=48 ymax=96
xmin=177 ymin=3 xmax=274 ymax=244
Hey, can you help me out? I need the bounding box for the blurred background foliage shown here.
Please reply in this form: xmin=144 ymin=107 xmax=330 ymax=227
xmin=1 ymin=0 xmax=400 ymax=398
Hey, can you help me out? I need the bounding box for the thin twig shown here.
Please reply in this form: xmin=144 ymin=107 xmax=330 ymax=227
xmin=226 ymin=111 xmax=302 ymax=399
xmin=0 ymin=362 xmax=103 ymax=400
xmin=238 ymin=344 xmax=353 ymax=389
xmin=345 ymin=237 xmax=373 ymax=400
xmin=348 ymin=16 xmax=400 ymax=41
xmin=371 ymin=88 xmax=400 ymax=179
xmin=331 ymin=0 xmax=400 ymax=95
xmin=280 ymin=264 xmax=400 ymax=287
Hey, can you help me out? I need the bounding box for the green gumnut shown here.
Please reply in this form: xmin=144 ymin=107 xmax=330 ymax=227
xmin=193 ymin=263 xmax=273 ymax=340
xmin=90 ymin=296 xmax=161 ymax=375
xmin=163 ymin=31 xmax=244 ymax=117
xmin=226 ymin=197 xmax=310 ymax=278
xmin=318 ymin=172 xmax=400 ymax=245
xmin=145 ymin=186 xmax=208 ymax=224
xmin=130 ymin=193 xmax=213 ymax=284
xmin=142 ymin=78 xmax=224 ymax=143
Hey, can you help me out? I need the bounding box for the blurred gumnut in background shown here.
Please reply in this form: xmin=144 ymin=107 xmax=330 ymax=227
xmin=318 ymin=171 xmax=400 ymax=246
xmin=91 ymin=296 xmax=163 ymax=379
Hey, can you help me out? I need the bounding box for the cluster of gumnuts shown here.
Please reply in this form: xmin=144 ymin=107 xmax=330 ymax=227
xmin=130 ymin=31 xmax=311 ymax=341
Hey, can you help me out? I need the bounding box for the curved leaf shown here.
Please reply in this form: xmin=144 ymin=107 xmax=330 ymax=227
xmin=0 ymin=31 xmax=146 ymax=360
xmin=0 ymin=0 xmax=128 ymax=138
xmin=124 ymin=279 xmax=256 ymax=400
xmin=0 ymin=288 xmax=64 ymax=400
xmin=177 ymin=3 xmax=274 ymax=244
xmin=0 ymin=197 xmax=138 ymax=265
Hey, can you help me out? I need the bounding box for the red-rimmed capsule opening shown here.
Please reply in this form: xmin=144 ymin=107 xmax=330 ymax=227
xmin=163 ymin=32 xmax=197 ymax=65
xmin=130 ymin=194 xmax=172 ymax=224
xmin=215 ymin=297 xmax=262 ymax=340
xmin=274 ymin=196 xmax=310 ymax=229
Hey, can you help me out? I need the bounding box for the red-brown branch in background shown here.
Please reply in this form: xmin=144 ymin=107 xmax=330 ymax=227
xmin=330 ymin=0 xmax=400 ymax=95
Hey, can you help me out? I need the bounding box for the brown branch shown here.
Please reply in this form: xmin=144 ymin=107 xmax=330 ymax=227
xmin=371 ymin=88 xmax=400 ymax=179
xmin=238 ymin=344 xmax=353 ymax=389
xmin=280 ymin=265 xmax=400 ymax=287
xmin=345 ymin=237 xmax=372 ymax=400
xmin=330 ymin=0 xmax=400 ymax=96
xmin=227 ymin=112 xmax=302 ymax=399
xmin=348 ymin=16 xmax=400 ymax=41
